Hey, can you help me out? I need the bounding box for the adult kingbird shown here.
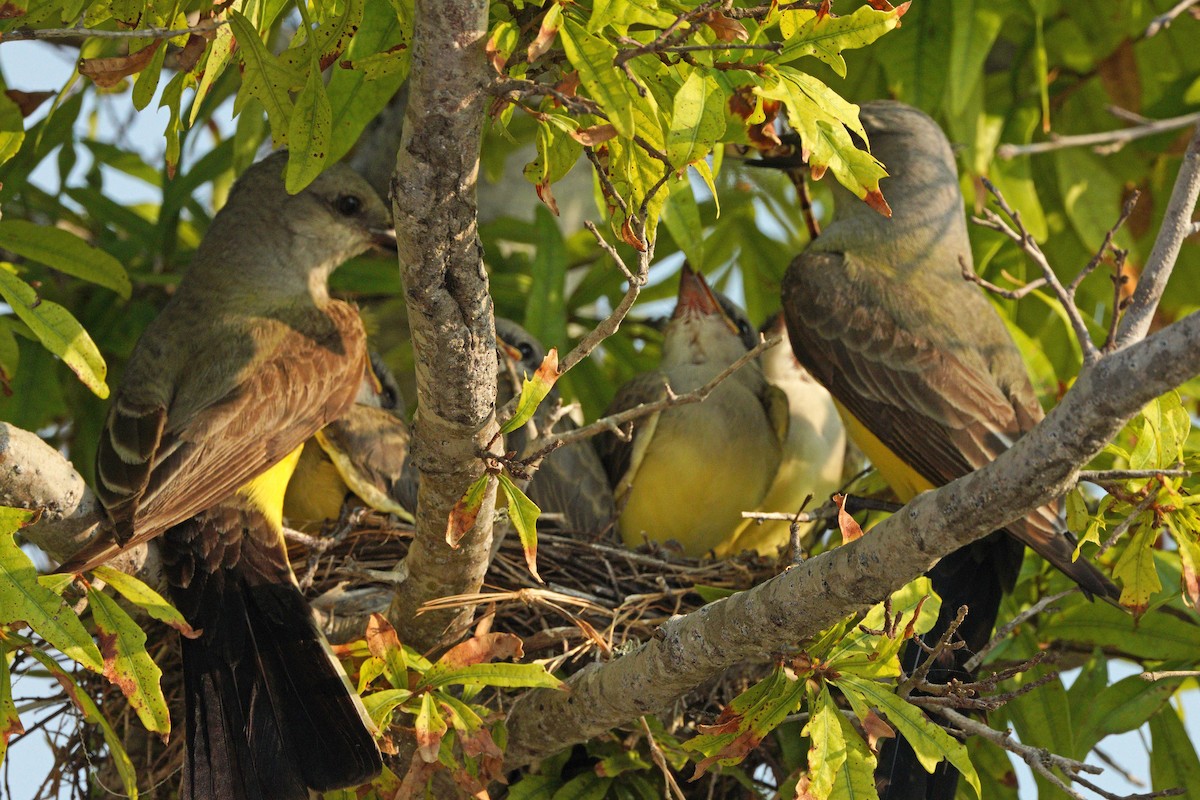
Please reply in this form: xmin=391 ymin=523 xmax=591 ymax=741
xmin=596 ymin=265 xmax=788 ymax=556
xmin=715 ymin=313 xmax=845 ymax=557
xmin=778 ymin=101 xmax=1119 ymax=799
xmin=60 ymin=152 xmax=393 ymax=799
xmin=496 ymin=318 xmax=615 ymax=536
xmin=284 ymin=351 xmax=413 ymax=529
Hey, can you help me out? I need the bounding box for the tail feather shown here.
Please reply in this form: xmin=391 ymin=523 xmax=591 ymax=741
xmin=164 ymin=503 xmax=381 ymax=800
xmin=876 ymin=532 xmax=1022 ymax=800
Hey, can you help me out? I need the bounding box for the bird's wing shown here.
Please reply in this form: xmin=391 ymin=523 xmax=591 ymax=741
xmin=526 ymin=412 xmax=615 ymax=536
xmin=68 ymin=303 xmax=366 ymax=573
xmin=783 ymin=250 xmax=1117 ymax=599
xmin=594 ymin=372 xmax=671 ymax=494
xmin=315 ymin=404 xmax=413 ymax=522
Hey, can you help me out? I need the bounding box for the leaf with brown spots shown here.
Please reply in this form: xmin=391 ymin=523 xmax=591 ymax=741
xmin=438 ymin=631 xmax=524 ymax=669
xmin=446 ymin=472 xmax=494 ymax=547
xmin=87 ymin=587 xmax=170 ymax=736
xmin=4 ymin=90 xmax=53 ymax=117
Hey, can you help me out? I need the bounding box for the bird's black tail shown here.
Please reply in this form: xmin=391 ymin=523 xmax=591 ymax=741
xmin=875 ymin=532 xmax=1023 ymax=800
xmin=162 ymin=503 xmax=382 ymax=800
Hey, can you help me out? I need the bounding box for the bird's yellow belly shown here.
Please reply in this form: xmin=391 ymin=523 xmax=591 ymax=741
xmin=833 ymin=399 xmax=935 ymax=502
xmin=618 ymin=410 xmax=777 ymax=556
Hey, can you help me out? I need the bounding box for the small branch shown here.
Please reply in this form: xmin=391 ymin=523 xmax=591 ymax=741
xmin=1118 ymin=123 xmax=1200 ymax=346
xmin=974 ymin=178 xmax=1103 ymax=366
xmin=964 ymin=590 xmax=1073 ymax=674
xmin=899 ymin=606 xmax=969 ymax=698
xmin=960 ymin=256 xmax=1048 ymax=300
xmin=1078 ymin=468 xmax=1190 ymax=483
xmin=540 ymin=334 xmax=781 ymax=452
xmin=1140 ymin=669 xmax=1200 ymax=681
xmin=1145 ymin=0 xmax=1200 ymax=37
xmin=997 ymin=110 xmax=1200 ymax=159
xmin=1096 ymin=489 xmax=1160 ymax=557
xmin=0 ymin=18 xmax=223 ymax=42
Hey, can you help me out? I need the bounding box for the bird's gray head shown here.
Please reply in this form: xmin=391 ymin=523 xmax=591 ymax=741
xmin=495 ymin=318 xmax=546 ymax=376
xmin=193 ymin=152 xmax=396 ymax=302
xmin=817 ymin=100 xmax=967 ymax=264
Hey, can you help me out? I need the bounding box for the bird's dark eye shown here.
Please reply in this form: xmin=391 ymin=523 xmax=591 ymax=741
xmin=517 ymin=342 xmax=535 ymax=361
xmin=334 ymin=194 xmax=363 ymax=216
xmin=737 ymin=319 xmax=752 ymax=339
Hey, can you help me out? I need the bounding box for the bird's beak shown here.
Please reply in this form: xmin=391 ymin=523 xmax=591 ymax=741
xmin=369 ymin=227 xmax=398 ymax=253
xmin=495 ymin=334 xmax=522 ymax=362
xmin=673 ymin=263 xmax=722 ymax=320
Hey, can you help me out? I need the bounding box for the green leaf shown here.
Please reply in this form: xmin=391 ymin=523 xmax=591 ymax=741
xmin=91 ymin=565 xmax=194 ymax=636
xmin=24 ymin=647 xmax=139 ymax=797
xmin=1075 ymin=673 xmax=1182 ymax=757
xmin=497 ymin=472 xmax=542 ymax=582
xmin=838 ymin=674 xmax=981 ymax=798
xmin=524 ymin=205 xmax=568 ymax=351
xmin=230 ymin=9 xmax=299 ymax=147
xmin=131 ymin=36 xmax=167 ymax=112
xmin=0 ymin=531 xmax=104 ymax=674
xmin=560 ymin=18 xmax=635 ymax=139
xmin=948 ymin=1 xmax=1005 ymax=115
xmin=666 ymin=71 xmax=724 ymax=168
xmin=361 ymin=687 xmax=413 ymax=728
xmin=327 ymin=0 xmax=412 ymax=164
xmin=87 ymin=587 xmax=170 ymax=735
xmin=285 ymin=66 xmax=333 ymax=193
xmin=0 ymin=321 xmax=16 ymax=392
xmin=0 ymin=92 xmax=25 ymax=169
xmin=1149 ymin=703 xmax=1200 ymax=799
xmin=1055 ymin=147 xmax=1125 ymax=253
xmin=423 ymin=661 xmax=564 ymax=692
xmin=0 ymin=220 xmax=130 ymax=298
xmin=831 ymin=700 xmax=879 ymax=799
xmin=1040 ymin=601 xmax=1200 ymax=661
xmin=0 ymin=266 xmax=109 ymax=398
xmin=191 ymin=23 xmax=236 ymax=126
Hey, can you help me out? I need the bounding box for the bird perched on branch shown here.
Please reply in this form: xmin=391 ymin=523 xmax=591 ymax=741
xmin=284 ymin=350 xmax=413 ymax=530
xmin=776 ymin=100 xmax=1120 ymax=799
xmin=496 ymin=318 xmax=615 ymax=537
xmin=715 ymin=313 xmax=845 ymax=558
xmin=596 ymin=265 xmax=788 ymax=556
xmin=59 ymin=152 xmax=392 ymax=800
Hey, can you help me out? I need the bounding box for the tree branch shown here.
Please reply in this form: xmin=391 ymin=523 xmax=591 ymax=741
xmin=387 ymin=0 xmax=498 ymax=651
xmin=503 ymin=310 xmax=1200 ymax=767
xmin=1118 ymin=123 xmax=1200 ymax=346
xmin=0 ymin=18 xmax=223 ymax=42
xmin=1145 ymin=0 xmax=1200 ymax=37
xmin=996 ymin=110 xmax=1200 ymax=159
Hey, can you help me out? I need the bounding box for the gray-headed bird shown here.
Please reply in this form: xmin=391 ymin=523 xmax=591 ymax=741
xmin=59 ymin=152 xmax=392 ymax=800
xmin=778 ymin=101 xmax=1119 ymax=799
xmin=596 ymin=265 xmax=788 ymax=556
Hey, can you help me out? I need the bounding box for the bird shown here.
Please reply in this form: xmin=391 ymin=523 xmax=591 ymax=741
xmin=714 ymin=312 xmax=845 ymax=558
xmin=595 ymin=264 xmax=788 ymax=557
xmin=777 ymin=100 xmax=1120 ymax=799
xmin=495 ymin=318 xmax=615 ymax=537
xmin=58 ymin=151 xmax=392 ymax=800
xmin=283 ymin=350 xmax=414 ymax=530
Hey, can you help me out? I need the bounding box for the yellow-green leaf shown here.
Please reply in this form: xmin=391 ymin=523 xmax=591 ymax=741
xmin=87 ymin=587 xmax=169 ymax=735
xmin=1113 ymin=521 xmax=1160 ymax=612
xmin=667 ymin=71 xmax=724 ymax=168
xmin=497 ymin=472 xmax=542 ymax=582
xmin=446 ymin=472 xmax=494 ymax=547
xmin=362 ymin=687 xmax=413 ymax=728
xmin=414 ymin=691 xmax=448 ymax=761
xmin=230 ymin=10 xmax=299 ymax=147
xmin=0 ymin=266 xmax=109 ymax=398
xmin=560 ymin=18 xmax=635 ymax=139
xmin=838 ymin=674 xmax=981 ymax=798
xmin=499 ymin=347 xmax=560 ymax=434
xmin=25 ymin=648 xmax=138 ymax=797
xmin=0 ymin=220 xmax=130 ymax=298
xmin=773 ymin=3 xmax=907 ymax=76
xmin=0 ymin=645 xmax=22 ymax=765
xmin=423 ymin=662 xmax=564 ymax=692
xmin=803 ymin=686 xmax=845 ymax=798
xmin=92 ymin=565 xmax=194 ymax=636
xmin=191 ymin=23 xmax=235 ymax=126
xmin=0 ymin=530 xmax=103 ymax=673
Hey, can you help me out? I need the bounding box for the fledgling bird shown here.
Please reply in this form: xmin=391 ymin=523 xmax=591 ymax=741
xmin=283 ymin=351 xmax=413 ymax=530
xmin=59 ymin=152 xmax=392 ymax=800
xmin=596 ymin=265 xmax=788 ymax=556
xmin=715 ymin=313 xmax=845 ymax=557
xmin=495 ymin=318 xmax=615 ymax=537
xmin=777 ymin=101 xmax=1120 ymax=799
